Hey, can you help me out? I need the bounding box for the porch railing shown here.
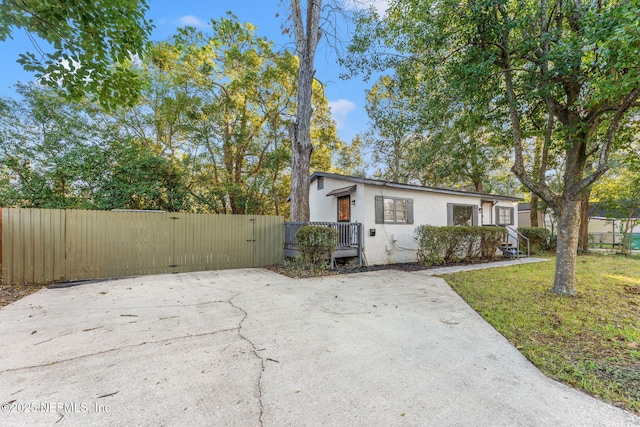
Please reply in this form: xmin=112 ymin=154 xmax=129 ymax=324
xmin=284 ymin=221 xmax=361 ymax=248
xmin=284 ymin=221 xmax=363 ymax=266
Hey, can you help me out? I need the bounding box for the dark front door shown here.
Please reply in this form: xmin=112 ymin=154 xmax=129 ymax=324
xmin=337 ymin=195 xmax=351 ymax=246
xmin=337 ymin=195 xmax=350 ymax=222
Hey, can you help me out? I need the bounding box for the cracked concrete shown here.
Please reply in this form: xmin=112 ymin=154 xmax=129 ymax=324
xmin=0 ymin=268 xmax=639 ymax=426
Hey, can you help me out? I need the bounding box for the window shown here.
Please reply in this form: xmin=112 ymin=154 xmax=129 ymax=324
xmin=495 ymin=206 xmax=514 ymax=225
xmin=447 ymin=203 xmax=478 ymax=226
xmin=375 ymin=196 xmax=414 ymax=224
xmin=317 ymin=177 xmax=324 ymax=190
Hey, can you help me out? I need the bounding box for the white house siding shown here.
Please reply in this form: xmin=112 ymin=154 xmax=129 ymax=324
xmin=361 ymin=185 xmax=518 ymax=265
xmin=309 ymin=176 xmax=366 ymax=224
xmin=517 ymin=209 xmax=546 ymax=228
xmin=309 ymin=175 xmax=519 ymax=265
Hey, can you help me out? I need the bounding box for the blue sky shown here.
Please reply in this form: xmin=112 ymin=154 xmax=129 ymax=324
xmin=1 ymin=0 xmax=389 ymax=144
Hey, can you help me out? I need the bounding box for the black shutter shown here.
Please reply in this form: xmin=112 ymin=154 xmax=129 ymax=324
xmin=472 ymin=206 xmax=479 ymax=226
xmin=375 ymin=195 xmax=384 ymax=224
xmin=406 ymin=199 xmax=414 ymax=224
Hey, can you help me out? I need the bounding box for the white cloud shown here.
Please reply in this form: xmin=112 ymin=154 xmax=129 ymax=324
xmin=342 ymin=0 xmax=389 ymax=15
xmin=176 ymin=15 xmax=208 ymax=28
xmin=328 ymin=99 xmax=357 ymax=130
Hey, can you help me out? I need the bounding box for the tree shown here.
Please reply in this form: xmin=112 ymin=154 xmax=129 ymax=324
xmin=364 ymin=75 xmax=422 ymax=182
xmin=119 ymin=15 xmax=342 ymax=216
xmin=346 ymin=0 xmax=640 ymax=295
xmin=0 ymin=84 xmax=188 ymax=210
xmin=0 ymin=0 xmax=152 ymax=110
xmin=287 ymin=0 xmax=323 ymax=222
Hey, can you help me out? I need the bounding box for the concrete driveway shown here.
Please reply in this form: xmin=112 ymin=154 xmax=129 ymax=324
xmin=0 ymin=268 xmax=638 ymax=426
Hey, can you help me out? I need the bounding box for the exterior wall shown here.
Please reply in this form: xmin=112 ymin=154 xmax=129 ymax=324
xmin=586 ymin=217 xmax=639 ymax=234
xmin=309 ymin=176 xmax=366 ymax=223
xmin=361 ymin=185 xmax=518 ymax=265
xmin=518 ymin=210 xmax=545 ymax=228
xmin=517 ymin=210 xmax=640 ymax=235
xmin=588 ymin=217 xmax=617 ymax=234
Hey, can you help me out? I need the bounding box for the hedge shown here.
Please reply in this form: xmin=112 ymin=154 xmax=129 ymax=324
xmin=518 ymin=227 xmax=552 ymax=254
xmin=415 ymin=225 xmax=507 ymax=265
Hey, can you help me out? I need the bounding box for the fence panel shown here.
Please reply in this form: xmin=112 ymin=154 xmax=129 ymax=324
xmin=0 ymin=208 xmax=284 ymax=284
xmin=1 ymin=208 xmax=66 ymax=284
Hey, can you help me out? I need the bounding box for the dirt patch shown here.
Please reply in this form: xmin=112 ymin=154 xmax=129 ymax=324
xmin=0 ymin=282 xmax=46 ymax=309
xmin=267 ymin=257 xmax=509 ymax=279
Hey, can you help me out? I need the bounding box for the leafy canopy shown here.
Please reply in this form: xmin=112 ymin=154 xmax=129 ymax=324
xmin=0 ymin=0 xmax=153 ymax=110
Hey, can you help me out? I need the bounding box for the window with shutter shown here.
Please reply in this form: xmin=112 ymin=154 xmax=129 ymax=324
xmin=495 ymin=206 xmax=514 ymax=225
xmin=375 ymin=196 xmax=414 ymax=224
xmin=447 ymin=203 xmax=478 ymax=226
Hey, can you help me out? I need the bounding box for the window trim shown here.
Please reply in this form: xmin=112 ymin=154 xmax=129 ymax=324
xmin=375 ymin=195 xmax=414 ymax=224
xmin=495 ymin=206 xmax=515 ymax=226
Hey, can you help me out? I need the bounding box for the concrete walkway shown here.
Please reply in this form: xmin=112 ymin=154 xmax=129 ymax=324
xmin=417 ymin=257 xmax=550 ymax=275
xmin=0 ymin=268 xmax=638 ymax=426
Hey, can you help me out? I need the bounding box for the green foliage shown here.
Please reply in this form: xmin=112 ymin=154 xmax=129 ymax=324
xmin=0 ymin=0 xmax=153 ymax=110
xmin=295 ymin=225 xmax=338 ymax=269
xmin=128 ymin=15 xmax=343 ymax=216
xmin=363 ymin=73 xmax=510 ymax=191
xmin=414 ymin=225 xmax=506 ymax=265
xmin=0 ymin=84 xmax=189 ymax=211
xmin=281 ymin=256 xmax=330 ymax=278
xmin=345 ymin=0 xmax=640 ymax=294
xmin=592 ymin=163 xmax=640 ymax=254
xmin=0 ymin=14 xmax=350 ymax=215
xmin=518 ymin=227 xmax=552 ymax=255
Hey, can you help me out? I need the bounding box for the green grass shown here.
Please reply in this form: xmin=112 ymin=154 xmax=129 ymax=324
xmin=443 ymin=253 xmax=640 ymax=414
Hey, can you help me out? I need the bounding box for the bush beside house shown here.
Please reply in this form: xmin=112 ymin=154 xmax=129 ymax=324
xmin=415 ymin=225 xmax=506 ymax=265
xmin=518 ymin=227 xmax=552 ymax=254
xmin=295 ymin=225 xmax=338 ymax=271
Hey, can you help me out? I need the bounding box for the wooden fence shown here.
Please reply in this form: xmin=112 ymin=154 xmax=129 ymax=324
xmin=0 ymin=208 xmax=284 ymax=284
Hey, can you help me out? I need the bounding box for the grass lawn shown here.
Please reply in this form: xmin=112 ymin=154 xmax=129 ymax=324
xmin=443 ymin=253 xmax=640 ymax=415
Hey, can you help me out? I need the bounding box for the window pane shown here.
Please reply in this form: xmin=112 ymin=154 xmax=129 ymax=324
xmin=452 ymin=205 xmax=472 ymax=226
xmin=497 ymin=207 xmax=511 ymax=225
xmin=384 ymin=199 xmax=395 ymax=221
xmin=381 ymin=197 xmax=409 ymax=223
xmin=395 ymin=199 xmax=406 ymax=221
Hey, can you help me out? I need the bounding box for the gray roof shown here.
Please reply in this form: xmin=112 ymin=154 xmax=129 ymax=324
xmin=310 ymin=172 xmax=522 ymax=202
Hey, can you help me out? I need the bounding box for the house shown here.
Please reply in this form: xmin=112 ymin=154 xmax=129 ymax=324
xmin=518 ymin=202 xmax=640 ymax=248
xmin=517 ymin=202 xmax=547 ymax=228
xmin=308 ymin=172 xmax=522 ymax=265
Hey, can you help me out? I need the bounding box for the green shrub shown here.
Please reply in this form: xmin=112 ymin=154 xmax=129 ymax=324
xmin=518 ymin=227 xmax=552 ymax=254
xmin=415 ymin=225 xmax=506 ymax=265
xmin=295 ymin=225 xmax=338 ymax=269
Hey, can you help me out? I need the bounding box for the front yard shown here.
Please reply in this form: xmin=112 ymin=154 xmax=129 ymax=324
xmin=444 ymin=253 xmax=640 ymax=414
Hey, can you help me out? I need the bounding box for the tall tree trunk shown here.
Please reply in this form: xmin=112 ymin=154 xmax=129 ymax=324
xmin=530 ymin=194 xmax=539 ymax=227
xmin=578 ymin=191 xmax=590 ymax=252
xmin=552 ymin=197 xmax=581 ymax=296
xmin=289 ymin=0 xmax=322 ymax=222
xmin=289 ymin=131 xmax=313 ymax=220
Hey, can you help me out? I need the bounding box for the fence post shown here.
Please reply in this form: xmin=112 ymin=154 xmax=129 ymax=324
xmin=357 ymin=223 xmax=363 ymax=267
